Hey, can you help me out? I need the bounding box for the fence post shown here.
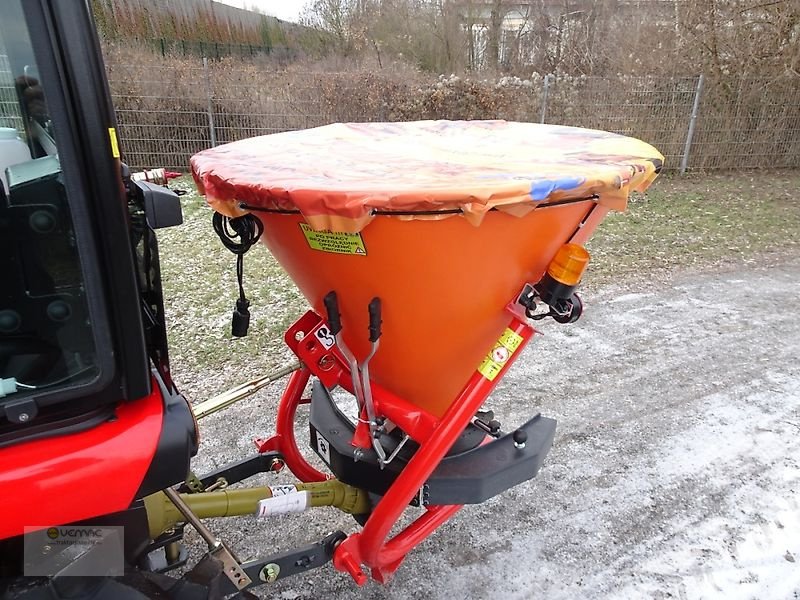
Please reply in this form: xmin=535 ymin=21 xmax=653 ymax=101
xmin=680 ymin=74 xmax=704 ymax=174
xmin=202 ymin=57 xmax=217 ymax=147
xmin=540 ymin=74 xmax=552 ymax=124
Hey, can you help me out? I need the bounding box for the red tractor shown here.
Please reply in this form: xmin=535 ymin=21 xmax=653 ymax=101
xmin=0 ymin=2 xmax=663 ymax=598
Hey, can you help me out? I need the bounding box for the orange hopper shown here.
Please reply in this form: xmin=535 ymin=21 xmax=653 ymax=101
xmin=191 ymin=120 xmax=663 ymax=417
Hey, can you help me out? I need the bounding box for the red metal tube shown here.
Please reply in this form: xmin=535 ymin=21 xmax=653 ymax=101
xmin=255 ymin=368 xmax=328 ymax=483
xmin=377 ymin=504 xmax=462 ymax=566
xmin=334 ymin=318 xmax=535 ymax=582
xmin=336 ymin=368 xmax=440 ymax=445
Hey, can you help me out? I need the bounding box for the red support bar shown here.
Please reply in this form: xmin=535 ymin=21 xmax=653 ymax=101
xmin=371 ymin=380 xmax=440 ymax=443
xmin=253 ymin=368 xmax=329 ymax=483
xmin=351 ymin=406 xmax=373 ymax=449
xmin=264 ymin=307 xmax=539 ymax=584
xmin=376 ymin=504 xmax=462 ymax=569
xmin=334 ymin=317 xmax=536 ymax=583
xmin=343 ymin=376 xmax=440 ymax=446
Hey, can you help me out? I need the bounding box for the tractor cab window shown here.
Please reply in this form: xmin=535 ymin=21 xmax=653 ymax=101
xmin=0 ymin=0 xmax=100 ymax=418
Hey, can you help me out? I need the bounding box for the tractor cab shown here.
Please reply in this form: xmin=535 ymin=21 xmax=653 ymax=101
xmin=0 ymin=0 xmax=183 ymax=448
xmin=0 ymin=1 xmax=196 ymax=580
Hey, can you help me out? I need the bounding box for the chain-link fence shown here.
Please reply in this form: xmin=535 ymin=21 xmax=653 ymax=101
xmin=541 ymin=75 xmax=702 ymax=170
xmin=4 ymin=47 xmax=798 ymax=172
xmin=691 ymin=77 xmax=800 ymax=170
xmin=106 ymin=57 xmax=800 ymax=172
xmin=141 ymin=38 xmax=296 ymax=61
xmin=0 ymin=53 xmax=24 ymax=133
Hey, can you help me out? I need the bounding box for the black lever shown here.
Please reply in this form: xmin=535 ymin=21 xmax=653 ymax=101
xmin=368 ymin=297 xmax=382 ymax=342
xmin=323 ymin=291 xmax=342 ymax=336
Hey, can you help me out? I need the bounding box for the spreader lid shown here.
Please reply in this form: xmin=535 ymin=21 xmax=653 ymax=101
xmin=190 ymin=120 xmax=663 ymax=232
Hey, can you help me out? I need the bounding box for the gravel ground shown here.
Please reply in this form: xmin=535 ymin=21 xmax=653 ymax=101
xmin=182 ymin=256 xmax=800 ymax=600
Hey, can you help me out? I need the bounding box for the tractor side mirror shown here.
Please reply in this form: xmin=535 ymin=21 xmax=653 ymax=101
xmin=133 ymin=180 xmax=183 ymax=229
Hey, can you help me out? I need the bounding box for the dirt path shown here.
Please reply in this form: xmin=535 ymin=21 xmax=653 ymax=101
xmin=193 ymin=259 xmax=800 ymax=599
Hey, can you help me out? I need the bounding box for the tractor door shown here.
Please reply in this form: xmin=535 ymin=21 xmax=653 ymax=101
xmin=0 ymin=1 xmax=197 ymax=547
xmin=0 ymin=0 xmax=150 ymax=440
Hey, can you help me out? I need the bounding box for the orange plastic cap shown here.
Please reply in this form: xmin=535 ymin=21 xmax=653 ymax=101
xmin=546 ymin=243 xmax=591 ymax=286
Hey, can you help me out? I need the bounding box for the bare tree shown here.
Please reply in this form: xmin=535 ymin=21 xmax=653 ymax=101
xmin=301 ymin=0 xmax=800 ymax=78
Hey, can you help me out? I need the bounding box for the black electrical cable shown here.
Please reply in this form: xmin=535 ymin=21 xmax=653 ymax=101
xmin=212 ymin=212 xmax=264 ymax=337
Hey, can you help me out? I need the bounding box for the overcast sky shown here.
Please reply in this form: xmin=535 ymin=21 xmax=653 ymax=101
xmin=215 ymin=0 xmax=307 ymax=23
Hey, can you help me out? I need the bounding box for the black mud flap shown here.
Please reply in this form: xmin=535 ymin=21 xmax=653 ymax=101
xmin=309 ymin=380 xmax=557 ymax=505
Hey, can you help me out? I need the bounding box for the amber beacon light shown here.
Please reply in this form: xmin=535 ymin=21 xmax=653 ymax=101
xmin=525 ymin=243 xmax=591 ymax=324
xmin=547 ymin=243 xmax=590 ymax=287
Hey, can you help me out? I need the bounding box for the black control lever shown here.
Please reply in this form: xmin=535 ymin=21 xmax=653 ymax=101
xmin=368 ymin=297 xmax=382 ymax=342
xmin=322 ymin=291 xmax=368 ymax=440
xmin=323 ymin=291 xmax=342 ymax=336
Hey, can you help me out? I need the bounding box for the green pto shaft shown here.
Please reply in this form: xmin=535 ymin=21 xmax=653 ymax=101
xmin=144 ymin=479 xmax=370 ymax=539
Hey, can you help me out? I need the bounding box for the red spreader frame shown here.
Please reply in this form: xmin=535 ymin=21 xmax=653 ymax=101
xmin=253 ymin=290 xmax=536 ymax=585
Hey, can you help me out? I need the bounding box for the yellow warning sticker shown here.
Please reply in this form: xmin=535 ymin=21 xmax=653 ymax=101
xmin=477 ymin=328 xmax=524 ymax=381
xmin=498 ymin=328 xmax=524 ymax=352
xmin=108 ymin=127 xmax=120 ymax=158
xmin=477 ymin=355 xmax=503 ymax=381
xmin=299 ymin=223 xmax=367 ymax=256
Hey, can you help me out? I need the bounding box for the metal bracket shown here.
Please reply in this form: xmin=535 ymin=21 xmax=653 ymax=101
xmin=177 ymin=452 xmax=284 ymax=493
xmin=162 ymin=487 xmax=252 ymax=590
xmin=219 ymin=531 xmax=347 ymax=595
xmin=183 ymin=472 xmax=204 ymax=493
xmin=284 ymin=310 xmax=347 ymax=389
xmin=209 ymin=543 xmax=251 ymax=591
xmin=139 ymin=527 xmax=189 ymax=573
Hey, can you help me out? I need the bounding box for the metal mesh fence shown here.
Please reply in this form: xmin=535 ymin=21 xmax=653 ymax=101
xmin=544 ymin=76 xmax=701 ymax=169
xmin=3 ymin=48 xmax=798 ymax=172
xmin=109 ymin=60 xmax=212 ymax=170
xmin=691 ymin=77 xmax=800 ymax=170
xmin=106 ymin=58 xmax=799 ymax=172
xmin=105 ymin=60 xmax=402 ymax=170
xmin=0 ymin=53 xmax=24 ymax=133
xmin=140 ymin=38 xmax=296 ymax=61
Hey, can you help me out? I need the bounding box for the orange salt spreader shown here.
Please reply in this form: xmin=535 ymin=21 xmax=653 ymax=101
xmin=191 ymin=120 xmax=662 ymax=584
